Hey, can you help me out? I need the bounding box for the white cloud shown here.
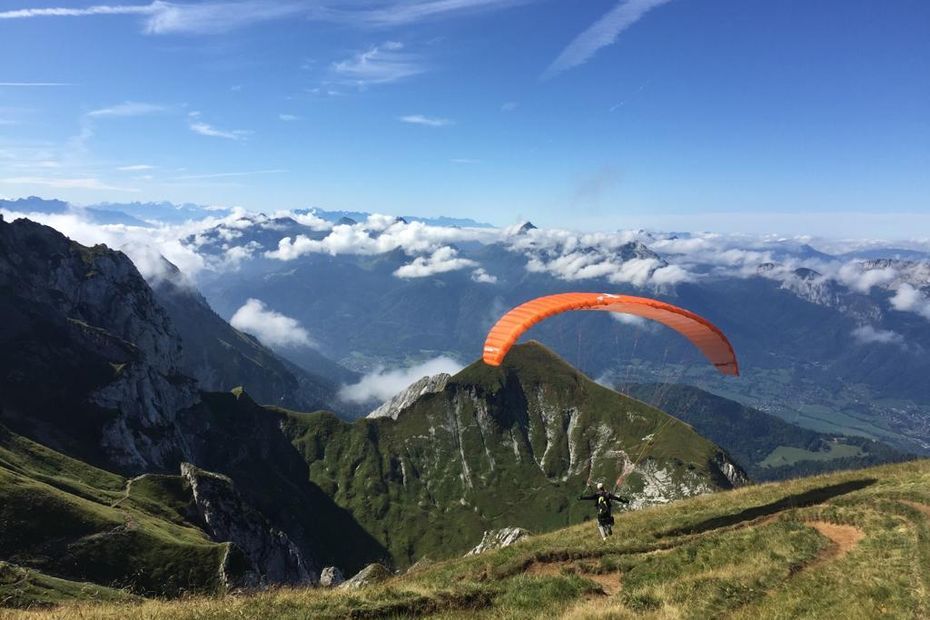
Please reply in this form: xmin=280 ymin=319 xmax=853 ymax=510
xmin=0 ymin=209 xmax=208 ymax=279
xmin=174 ymin=169 xmax=286 ymax=180
xmin=471 ymin=267 xmax=497 ymax=284
xmin=500 ymin=101 xmax=518 ymax=112
xmin=0 ymin=2 xmax=307 ymax=35
xmin=836 ymin=262 xmax=896 ymax=293
xmin=285 ymin=210 xmax=333 ymax=230
xmin=542 ymin=0 xmax=673 ymax=79
xmin=230 ymin=298 xmax=314 ymax=348
xmin=650 ymin=264 xmax=692 ymax=286
xmin=451 ymin=158 xmax=481 ymax=164
xmin=117 ymin=164 xmax=155 ymax=171
xmin=278 ymin=113 xmax=299 ymax=121
xmin=318 ymin=0 xmax=531 ymax=27
xmin=332 ymin=41 xmax=425 ymax=86
xmin=852 ymin=325 xmax=905 ymax=346
xmin=400 ymin=114 xmax=453 ymax=127
xmin=266 ymin=216 xmax=491 ymax=261
xmin=513 ymin=226 xmax=684 ymax=288
xmin=0 ymin=4 xmax=156 ymax=19
xmin=1 ymin=0 xmax=532 ymax=33
xmin=189 ymin=115 xmax=250 ymax=140
xmin=611 ymin=313 xmax=649 ymax=328
xmin=143 ymin=1 xmax=306 ymax=34
xmin=890 ymin=284 xmax=930 ymax=320
xmin=87 ymin=101 xmax=165 ymax=117
xmin=394 ymin=246 xmax=477 ymax=278
xmin=338 ymin=356 xmax=463 ymax=404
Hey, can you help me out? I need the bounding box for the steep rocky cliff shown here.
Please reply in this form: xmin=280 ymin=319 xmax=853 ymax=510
xmin=0 ymin=216 xmax=197 ymax=470
xmin=181 ymin=463 xmax=317 ymax=587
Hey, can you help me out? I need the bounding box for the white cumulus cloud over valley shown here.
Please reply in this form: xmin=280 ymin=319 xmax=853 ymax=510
xmin=338 ymin=356 xmax=464 ymax=404
xmin=230 ymin=298 xmax=315 ymax=349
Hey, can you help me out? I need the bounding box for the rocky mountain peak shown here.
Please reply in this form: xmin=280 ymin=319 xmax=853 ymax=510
xmin=0 ymin=217 xmax=200 ymax=470
xmin=367 ymin=373 xmax=452 ymax=420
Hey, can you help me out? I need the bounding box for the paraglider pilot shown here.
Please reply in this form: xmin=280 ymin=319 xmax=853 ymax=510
xmin=579 ymin=482 xmax=629 ymax=540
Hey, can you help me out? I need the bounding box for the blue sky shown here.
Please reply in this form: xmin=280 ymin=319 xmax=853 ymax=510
xmin=0 ymin=0 xmax=928 ymax=236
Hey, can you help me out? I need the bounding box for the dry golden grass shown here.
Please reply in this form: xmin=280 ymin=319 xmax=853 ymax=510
xmin=6 ymin=460 xmax=930 ymax=619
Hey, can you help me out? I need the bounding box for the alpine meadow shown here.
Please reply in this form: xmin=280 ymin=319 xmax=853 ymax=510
xmin=1 ymin=1 xmax=928 ymax=618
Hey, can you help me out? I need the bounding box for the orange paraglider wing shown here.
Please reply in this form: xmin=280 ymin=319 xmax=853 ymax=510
xmin=482 ymin=293 xmax=739 ymax=376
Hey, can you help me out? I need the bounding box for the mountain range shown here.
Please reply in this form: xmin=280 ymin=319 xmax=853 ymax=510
xmin=1 ymin=215 xmax=765 ymax=605
xmin=0 ymin=212 xmax=919 ymax=612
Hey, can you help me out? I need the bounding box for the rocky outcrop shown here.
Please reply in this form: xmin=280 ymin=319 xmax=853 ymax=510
xmin=368 ymin=373 xmax=451 ymax=420
xmin=0 ymin=217 xmax=199 ymax=471
xmin=339 ymin=563 xmax=392 ymax=589
xmin=466 ymin=528 xmax=530 ymax=556
xmin=319 ymin=566 xmax=345 ymax=587
xmin=181 ymin=463 xmax=318 ymax=587
xmin=713 ymin=451 xmax=750 ymax=488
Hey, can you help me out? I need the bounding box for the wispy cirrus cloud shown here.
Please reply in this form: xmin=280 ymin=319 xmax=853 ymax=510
xmin=0 ymin=0 xmax=529 ymax=34
xmin=542 ymin=0 xmax=673 ymax=80
xmin=117 ymin=164 xmax=155 ymax=171
xmin=318 ymin=0 xmax=533 ymax=27
xmin=0 ymin=5 xmax=156 ymax=19
xmin=87 ymin=101 xmax=165 ymax=117
xmin=331 ymin=41 xmax=426 ymax=86
xmin=400 ymin=114 xmax=453 ymax=127
xmin=0 ymin=1 xmax=306 ymax=35
xmin=173 ymin=169 xmax=286 ymax=180
xmin=187 ymin=112 xmax=250 ymax=140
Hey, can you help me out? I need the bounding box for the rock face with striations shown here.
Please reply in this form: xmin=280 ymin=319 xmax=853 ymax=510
xmin=0 ymin=217 xmax=198 ymax=470
xmin=368 ymin=373 xmax=451 ymax=420
xmin=181 ymin=463 xmax=318 ymax=587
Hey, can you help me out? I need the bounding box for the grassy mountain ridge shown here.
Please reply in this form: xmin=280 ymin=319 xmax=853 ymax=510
xmin=625 ymin=383 xmax=910 ymax=480
xmin=281 ymin=342 xmax=744 ymax=568
xmin=0 ymin=423 xmax=234 ymax=603
xmin=9 ymin=458 xmax=930 ymax=618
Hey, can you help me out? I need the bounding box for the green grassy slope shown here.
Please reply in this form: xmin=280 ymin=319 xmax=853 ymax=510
xmin=14 ymin=459 xmax=930 ymax=619
xmin=282 ymin=342 xmax=741 ymax=568
xmin=0 ymin=424 xmax=234 ymax=605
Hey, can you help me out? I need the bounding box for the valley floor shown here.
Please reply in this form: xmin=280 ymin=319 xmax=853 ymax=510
xmin=5 ymin=459 xmax=930 ymax=619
